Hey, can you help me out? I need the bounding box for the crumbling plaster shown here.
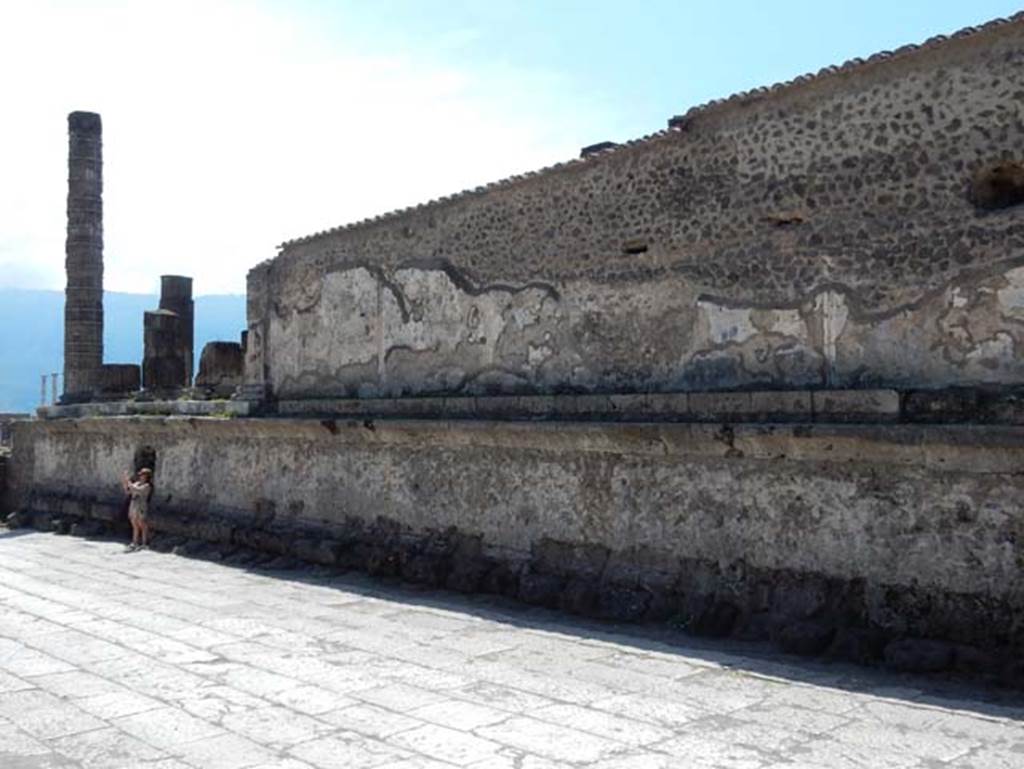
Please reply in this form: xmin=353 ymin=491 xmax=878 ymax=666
xmin=246 ymin=21 xmax=1024 ymax=400
xmin=8 ymin=417 xmax=1024 ymax=647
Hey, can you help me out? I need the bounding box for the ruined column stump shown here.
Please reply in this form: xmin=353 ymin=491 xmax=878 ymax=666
xmin=143 ymin=310 xmax=186 ymax=391
xmin=159 ymin=276 xmax=194 ymax=386
xmin=196 ymin=342 xmax=244 ymax=397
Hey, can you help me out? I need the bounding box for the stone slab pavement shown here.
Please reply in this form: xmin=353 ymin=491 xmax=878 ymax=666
xmin=0 ymin=530 xmax=1022 ymax=769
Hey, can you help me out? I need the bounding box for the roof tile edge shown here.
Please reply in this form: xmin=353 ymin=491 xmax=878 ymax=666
xmin=276 ymin=12 xmax=1024 ymax=252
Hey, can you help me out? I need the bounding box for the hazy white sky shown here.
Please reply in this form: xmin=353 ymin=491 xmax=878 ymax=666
xmin=0 ymin=0 xmax=604 ymax=294
xmin=1 ymin=0 xmax=1018 ymax=295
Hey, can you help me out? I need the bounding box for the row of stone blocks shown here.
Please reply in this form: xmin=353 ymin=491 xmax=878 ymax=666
xmin=278 ymin=386 xmax=1024 ymax=424
xmin=7 ymin=489 xmax=1022 ymax=687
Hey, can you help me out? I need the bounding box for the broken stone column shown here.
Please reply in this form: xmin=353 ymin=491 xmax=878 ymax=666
xmin=63 ymin=111 xmax=104 ymax=399
xmin=196 ymin=342 xmax=244 ymax=397
xmin=158 ymin=275 xmax=194 ymax=385
xmin=142 ymin=309 xmax=186 ymax=391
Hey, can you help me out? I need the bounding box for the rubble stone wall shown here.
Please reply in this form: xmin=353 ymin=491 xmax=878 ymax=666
xmin=248 ymin=21 xmax=1024 ymax=400
xmin=0 ymin=452 xmax=7 ymax=513
xmin=8 ymin=417 xmax=1024 ymax=668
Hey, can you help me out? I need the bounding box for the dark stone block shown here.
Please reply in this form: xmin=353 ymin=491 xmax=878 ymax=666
xmin=773 ymin=576 xmax=829 ymax=620
xmin=263 ymin=556 xmax=300 ymax=571
xmin=560 ymin=578 xmax=599 ymax=616
xmin=194 ymin=519 xmax=235 ymax=545
xmin=172 ymin=541 xmax=224 ymax=560
xmin=338 ymin=542 xmax=370 ymax=572
xmin=143 ymin=309 xmax=187 ymax=391
xmin=293 ymin=538 xmax=341 ymax=567
xmin=902 ymin=389 xmax=978 ymax=422
xmin=149 ymin=534 xmax=185 ymax=552
xmin=401 ymin=553 xmax=450 ymax=587
xmin=4 ymin=511 xmax=30 ymax=528
xmin=196 ymin=342 xmax=244 ymax=395
xmin=776 ymin=620 xmax=836 ymax=656
xmin=481 ymin=562 xmax=521 ymax=598
xmin=51 ymin=517 xmax=73 ymax=535
xmin=734 ymin=611 xmax=775 ymax=642
xmin=685 ymin=596 xmax=740 ymax=638
xmin=446 ymin=556 xmax=493 ymax=593
xmin=98 ymin=364 xmax=140 ymax=395
xmin=952 ymin=644 xmax=1000 ymax=676
xmin=69 ymin=519 xmax=106 ymax=538
xmin=642 ymin=587 xmax=678 ymax=623
xmin=1002 ymin=659 xmax=1024 ymax=689
xmin=519 ymin=571 xmax=565 ymax=608
xmin=233 ymin=527 xmax=292 ymax=556
xmin=827 ymin=627 xmax=888 ymax=664
xmin=884 ymin=638 xmax=955 ymax=673
xmin=597 ymin=585 xmax=649 ymax=623
xmin=148 ymin=510 xmax=194 ymax=539
xmin=31 ymin=513 xmax=53 ymax=532
xmin=366 ymin=547 xmax=401 ymax=577
xmin=222 ymin=548 xmax=262 ymax=567
xmin=533 ymin=539 xmax=609 ymax=579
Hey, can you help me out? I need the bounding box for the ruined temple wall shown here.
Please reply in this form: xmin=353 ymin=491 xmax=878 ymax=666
xmin=248 ymin=20 xmax=1024 ymax=399
xmin=7 ymin=417 xmax=1024 ymax=650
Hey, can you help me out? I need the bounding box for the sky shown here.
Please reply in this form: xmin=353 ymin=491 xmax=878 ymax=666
xmin=0 ymin=0 xmax=1020 ymax=296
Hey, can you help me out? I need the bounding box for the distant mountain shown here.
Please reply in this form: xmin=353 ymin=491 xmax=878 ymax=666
xmin=0 ymin=289 xmax=246 ymax=412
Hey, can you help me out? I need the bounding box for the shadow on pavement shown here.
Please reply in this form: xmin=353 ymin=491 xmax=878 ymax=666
xmin=14 ymin=526 xmax=1024 ymax=722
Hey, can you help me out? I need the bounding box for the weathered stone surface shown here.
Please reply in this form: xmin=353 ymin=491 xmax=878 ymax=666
xmin=4 ymin=509 xmax=29 ymax=528
xmin=884 ymin=638 xmax=956 ymax=673
xmin=293 ymin=538 xmax=342 ymax=567
xmin=401 ymin=552 xmax=450 ymax=586
xmin=811 ymin=389 xmax=899 ymax=422
xmin=560 ymin=577 xmax=599 ymax=616
xmin=159 ymin=275 xmax=195 ymax=385
xmin=196 ymin=341 xmax=244 ymax=396
xmin=771 ymin=576 xmax=830 ymax=621
xmin=684 ymin=596 xmax=740 ymax=638
xmin=63 ymin=111 xmax=104 ymax=399
xmin=248 ymin=21 xmax=1024 ymax=402
xmin=446 ymin=555 xmax=493 ymax=593
xmin=0 ymin=453 xmax=8 ymax=515
xmin=143 ymin=309 xmax=186 ymax=390
xmin=6 ymin=416 xmax=1024 ymax=662
xmin=365 ymin=546 xmax=401 ymax=577
xmin=596 ymin=584 xmax=650 ymax=623
xmin=775 ymin=620 xmax=837 ymax=656
xmin=5 ymin=531 xmax=1023 ymax=768
xmin=827 ymin=626 xmax=888 ymax=665
xmin=481 ymin=562 xmax=521 ymax=598
xmin=519 ymin=572 xmax=565 ymax=608
xmin=734 ymin=611 xmax=775 ymax=642
xmin=97 ymin=363 xmax=140 ymax=395
xmin=533 ymin=539 xmax=609 ymax=580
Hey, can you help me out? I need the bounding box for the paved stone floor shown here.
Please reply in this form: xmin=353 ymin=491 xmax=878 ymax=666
xmin=1 ymin=530 xmax=1022 ymax=769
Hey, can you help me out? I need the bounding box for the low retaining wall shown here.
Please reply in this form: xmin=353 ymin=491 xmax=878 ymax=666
xmin=6 ymin=417 xmax=1024 ymax=677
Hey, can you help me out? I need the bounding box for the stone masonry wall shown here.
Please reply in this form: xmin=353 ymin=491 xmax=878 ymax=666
xmin=247 ymin=20 xmax=1024 ymax=401
xmin=8 ymin=417 xmax=1024 ymax=671
xmin=0 ymin=451 xmax=8 ymax=513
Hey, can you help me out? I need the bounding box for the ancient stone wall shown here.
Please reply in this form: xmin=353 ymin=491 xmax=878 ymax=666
xmin=247 ymin=19 xmax=1024 ymax=401
xmin=0 ymin=451 xmax=7 ymax=513
xmin=8 ymin=417 xmax=1024 ymax=668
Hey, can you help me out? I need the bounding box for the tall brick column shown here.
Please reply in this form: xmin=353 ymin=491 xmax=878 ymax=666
xmin=63 ymin=111 xmax=104 ymax=398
